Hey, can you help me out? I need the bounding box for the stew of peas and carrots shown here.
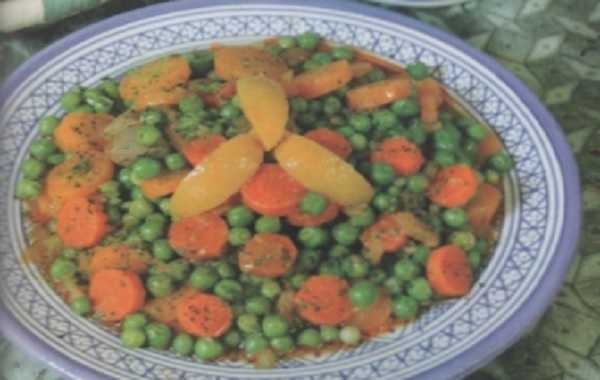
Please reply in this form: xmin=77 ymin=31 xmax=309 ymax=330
xmin=17 ymin=32 xmax=511 ymax=367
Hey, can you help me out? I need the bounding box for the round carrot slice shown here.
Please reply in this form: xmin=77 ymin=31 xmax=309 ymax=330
xmin=53 ymin=112 xmax=113 ymax=153
xmin=168 ymin=213 xmax=228 ymax=261
xmin=304 ymin=128 xmax=352 ymax=159
xmin=286 ymin=202 xmax=340 ymax=227
xmin=361 ymin=214 xmax=408 ymax=253
xmin=350 ymin=291 xmax=393 ymax=336
xmin=176 ymin=293 xmax=233 ymax=337
xmin=371 ymin=137 xmax=424 ymax=176
xmin=238 ymin=233 xmax=297 ymax=278
xmin=45 ymin=151 xmax=114 ymax=204
xmin=427 ymin=164 xmax=479 ymax=208
xmin=57 ymin=197 xmax=108 ymax=248
xmin=426 ymin=244 xmax=473 ymax=297
xmin=241 ymin=164 xmax=306 ymax=216
xmin=182 ymin=134 xmax=226 ymax=166
xmin=89 ymin=269 xmax=145 ymax=322
xmin=295 ymin=275 xmax=353 ymax=326
xmin=89 ymin=245 xmax=150 ymax=274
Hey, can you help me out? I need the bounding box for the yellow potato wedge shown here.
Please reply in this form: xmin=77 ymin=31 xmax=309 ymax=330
xmin=274 ymin=134 xmax=374 ymax=207
xmin=237 ymin=76 xmax=289 ymax=150
xmin=171 ymin=133 xmax=264 ymax=218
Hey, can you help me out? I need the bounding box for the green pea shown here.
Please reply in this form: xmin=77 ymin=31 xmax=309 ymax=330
xmin=165 ymin=259 xmax=190 ymax=281
xmin=215 ymin=279 xmax=242 ymax=301
xmin=337 ymin=126 xmax=354 ymax=138
xmin=434 ymin=129 xmax=457 ymax=151
xmin=329 ymin=45 xmax=352 ymax=60
xmin=123 ymin=313 xmax=148 ymax=330
xmin=319 ymin=259 xmax=344 ymax=277
xmin=39 ymin=116 xmax=59 ymax=136
xmin=348 ymin=280 xmax=378 ymax=308
xmin=442 ymin=208 xmax=467 ymax=227
xmin=129 ymin=198 xmax=153 ymax=218
xmin=297 ymin=328 xmax=321 ymax=348
xmin=150 ymin=239 xmax=173 ymax=261
xmin=226 ymin=205 xmax=254 ymax=227
xmin=323 ymin=96 xmax=342 ymax=115
xmin=368 ymin=268 xmax=387 ymax=284
xmin=86 ymin=92 xmax=114 ymax=113
xmin=490 ymin=152 xmax=512 ymax=172
xmin=434 ymin=150 xmax=456 ymax=166
xmin=60 ymin=90 xmax=82 ymax=111
xmin=73 ymin=104 xmax=94 ymax=113
xmin=139 ymin=220 xmax=164 ymax=241
xmin=303 ymin=60 xmax=320 ymax=72
xmin=406 ymin=62 xmax=430 ymax=80
xmin=372 ymin=110 xmax=398 ymax=130
xmin=224 ymin=330 xmax=242 ymax=348
xmin=370 ymin=163 xmax=396 ymax=186
xmin=393 ymin=296 xmax=418 ymax=319
xmin=99 ymin=78 xmax=120 ymax=99
xmin=339 ymin=326 xmax=361 ymax=345
xmin=171 ymin=333 xmax=194 ymax=356
xmin=391 ymin=98 xmax=419 ymax=117
xmin=485 ymin=169 xmax=501 ymax=185
xmin=411 ymin=246 xmax=430 ymax=264
xmin=147 ymin=274 xmax=173 ymax=297
xmin=407 ymin=120 xmax=427 ymax=145
xmin=372 ymin=193 xmax=392 ymax=211
xmin=297 ymin=32 xmax=320 ymax=50
xmin=30 ymin=138 xmax=56 ymax=159
xmin=320 ymin=326 xmax=339 ymax=342
xmin=47 ymin=153 xmax=65 ymax=165
xmin=118 ymin=168 xmax=133 ymax=187
xmin=278 ymin=35 xmax=296 ymax=48
xmin=121 ymin=329 xmax=146 ymax=349
xmin=450 ymin=231 xmax=476 ymax=250
xmin=261 ymin=280 xmax=281 ymax=299
xmin=312 ymin=52 xmax=333 ymax=65
xmin=254 ymin=216 xmax=281 ymax=233
xmin=145 ymin=322 xmax=172 ymax=349
xmin=158 ymin=198 xmax=171 ymax=215
xmin=61 ymin=248 xmax=79 ymax=260
xmin=244 ymin=333 xmax=269 ymax=354
xmin=228 ymin=227 xmax=251 ymax=246
xmin=350 ymin=114 xmax=371 ymax=133
xmin=406 ymin=174 xmax=429 ymax=193
xmin=195 ymin=337 xmax=224 ymax=360
xmin=141 ymin=108 xmax=166 ymax=126
xmin=189 ymin=266 xmax=219 ymax=290
xmin=298 ymin=227 xmax=329 ymax=248
xmin=220 ymin=103 xmax=241 ymax=119
xmin=367 ymin=68 xmax=386 ymax=82
xmin=50 ymin=257 xmax=76 ymax=279
xmin=262 ymin=314 xmax=289 ymax=338
xmin=243 ymin=296 xmax=269 ymax=316
xmin=407 ymin=278 xmax=433 ymax=302
xmin=468 ymin=250 xmax=482 ymax=269
xmin=300 ymin=192 xmax=328 ymax=215
xmin=270 ymin=336 xmax=294 ymax=353
xmin=164 ymin=153 xmax=186 ymax=171
xmin=290 ymin=97 xmax=308 ymax=113
xmin=383 ymin=276 xmax=403 ymax=295
xmin=297 ymin=249 xmax=321 ymax=272
xmin=332 ymin=223 xmax=359 ymax=246
xmin=467 ymin=123 xmax=488 ymax=141
xmin=342 ymin=255 xmax=369 ymax=278
xmin=394 ymin=259 xmax=420 ymax=281
xmin=178 ymin=95 xmax=204 ymax=114
xmin=71 ymin=296 xmax=91 ymax=315
xmin=22 ymin=159 xmax=45 ymax=179
xmin=349 ymin=207 xmax=375 ymax=228
xmin=288 ymin=274 xmax=305 ymax=290
xmin=131 ymin=157 xmax=161 ymax=180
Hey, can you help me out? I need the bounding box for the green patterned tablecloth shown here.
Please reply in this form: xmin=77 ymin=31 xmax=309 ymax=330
xmin=1 ymin=1 xmax=599 ymax=379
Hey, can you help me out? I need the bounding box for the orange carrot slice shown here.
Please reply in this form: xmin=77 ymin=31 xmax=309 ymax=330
xmin=238 ymin=233 xmax=298 ymax=278
xmin=168 ymin=214 xmax=228 ymax=261
xmin=304 ymin=128 xmax=352 ymax=159
xmin=176 ymin=293 xmax=233 ymax=337
xmin=89 ymin=245 xmax=151 ymax=274
xmin=350 ymin=291 xmax=393 ymax=336
xmin=182 ymin=134 xmax=226 ymax=166
xmin=346 ymin=77 xmax=412 ymax=111
xmin=294 ymin=275 xmax=353 ymax=326
xmin=241 ymin=163 xmax=306 ymax=216
xmin=371 ymin=137 xmax=424 ymax=176
xmin=119 ymin=56 xmax=191 ymax=101
xmin=426 ymin=245 xmax=473 ymax=297
xmin=57 ymin=197 xmax=108 ymax=248
xmin=89 ymin=269 xmax=145 ymax=322
xmin=293 ymin=60 xmax=353 ymax=99
xmin=428 ymin=164 xmax=479 ymax=208
xmin=54 ymin=112 xmax=114 ymax=152
xmin=466 ymin=183 xmax=502 ymax=239
xmin=132 ymin=86 xmax=188 ymax=111
xmin=141 ymin=170 xmax=189 ymax=200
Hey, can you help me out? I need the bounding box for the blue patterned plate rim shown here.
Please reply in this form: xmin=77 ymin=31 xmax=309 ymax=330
xmin=0 ymin=0 xmax=581 ymax=379
xmin=365 ymin=0 xmax=469 ymax=8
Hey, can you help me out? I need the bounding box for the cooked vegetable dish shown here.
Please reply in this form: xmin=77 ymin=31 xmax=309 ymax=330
xmin=16 ymin=32 xmax=511 ymax=367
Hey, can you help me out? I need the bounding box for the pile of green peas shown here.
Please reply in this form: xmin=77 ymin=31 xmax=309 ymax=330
xmin=22 ymin=31 xmax=513 ymax=366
